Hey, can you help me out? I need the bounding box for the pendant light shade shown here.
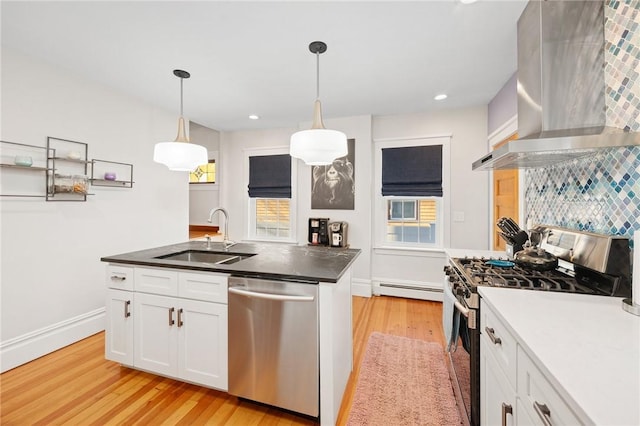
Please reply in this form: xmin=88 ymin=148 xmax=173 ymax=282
xmin=154 ymin=69 xmax=208 ymax=171
xmin=290 ymin=41 xmax=347 ymax=166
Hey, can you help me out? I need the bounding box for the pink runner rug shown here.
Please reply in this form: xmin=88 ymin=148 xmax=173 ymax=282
xmin=346 ymin=332 xmax=462 ymax=426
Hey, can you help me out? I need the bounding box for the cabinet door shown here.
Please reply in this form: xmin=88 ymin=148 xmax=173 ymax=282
xmin=135 ymin=267 xmax=178 ymax=296
xmin=105 ymin=289 xmax=134 ymax=366
xmin=481 ymin=337 xmax=516 ymax=426
xmin=516 ymin=396 xmax=537 ymax=426
xmin=178 ymin=299 xmax=228 ymax=390
xmin=517 ymin=346 xmax=582 ymax=425
xmin=134 ymin=293 xmax=178 ymax=378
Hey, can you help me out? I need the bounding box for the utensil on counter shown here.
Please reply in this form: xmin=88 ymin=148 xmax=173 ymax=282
xmin=486 ymin=259 xmax=515 ymax=268
xmin=497 ymin=217 xmax=529 ymax=257
xmin=514 ymin=247 xmax=558 ymax=271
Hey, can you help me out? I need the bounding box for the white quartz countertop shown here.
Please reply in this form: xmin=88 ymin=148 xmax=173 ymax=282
xmin=478 ymin=287 xmax=640 ymax=426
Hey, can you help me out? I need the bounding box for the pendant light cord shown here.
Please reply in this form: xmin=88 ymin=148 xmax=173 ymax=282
xmin=179 ymin=77 xmax=184 ymax=116
xmin=316 ymin=50 xmax=320 ymax=101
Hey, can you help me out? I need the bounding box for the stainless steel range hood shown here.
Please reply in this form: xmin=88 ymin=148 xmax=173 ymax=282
xmin=473 ymin=0 xmax=639 ymax=171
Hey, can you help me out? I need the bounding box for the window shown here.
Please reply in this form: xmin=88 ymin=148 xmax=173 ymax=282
xmin=245 ymin=149 xmax=296 ymax=242
xmin=389 ymin=200 xmax=417 ymax=220
xmin=374 ymin=137 xmax=450 ymax=248
xmin=386 ymin=199 xmax=440 ymax=244
xmin=255 ymin=199 xmax=291 ymax=238
xmin=189 ymin=159 xmax=216 ymax=183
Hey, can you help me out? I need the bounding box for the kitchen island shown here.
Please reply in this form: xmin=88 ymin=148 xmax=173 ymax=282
xmin=479 ymin=286 xmax=640 ymax=426
xmin=102 ymin=241 xmax=360 ymax=426
xmin=101 ymin=240 xmax=360 ymax=283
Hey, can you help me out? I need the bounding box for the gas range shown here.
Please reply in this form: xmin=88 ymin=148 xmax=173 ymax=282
xmin=448 ymin=226 xmax=632 ymax=298
xmin=449 ymin=256 xmax=597 ymax=294
xmin=445 ymin=226 xmax=632 ymax=426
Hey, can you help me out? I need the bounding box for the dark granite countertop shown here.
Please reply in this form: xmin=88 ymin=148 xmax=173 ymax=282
xmin=101 ymin=241 xmax=360 ymax=283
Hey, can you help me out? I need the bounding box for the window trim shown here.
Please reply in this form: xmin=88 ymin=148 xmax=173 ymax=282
xmin=243 ymin=146 xmax=297 ymax=243
xmin=374 ymin=136 xmax=451 ymax=250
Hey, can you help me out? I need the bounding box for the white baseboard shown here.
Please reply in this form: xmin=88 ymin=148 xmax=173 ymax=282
xmin=372 ymin=278 xmax=444 ymax=301
xmin=0 ymin=308 xmax=105 ymax=373
xmin=351 ymin=278 xmax=372 ymax=298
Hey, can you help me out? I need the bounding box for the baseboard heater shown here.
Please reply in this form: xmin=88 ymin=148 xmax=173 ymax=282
xmin=377 ymin=282 xmax=443 ymax=301
xmin=379 ymin=282 xmax=443 ymax=293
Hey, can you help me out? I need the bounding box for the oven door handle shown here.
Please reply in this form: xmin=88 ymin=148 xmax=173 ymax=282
xmin=453 ymin=299 xmax=469 ymax=317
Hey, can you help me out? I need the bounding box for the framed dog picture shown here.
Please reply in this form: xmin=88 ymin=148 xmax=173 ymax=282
xmin=311 ymin=138 xmax=355 ymax=210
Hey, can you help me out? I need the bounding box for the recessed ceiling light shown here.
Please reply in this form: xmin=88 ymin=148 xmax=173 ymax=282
xmin=460 ymin=0 xmax=478 ymax=4
xmin=249 ymin=114 xmax=260 ymax=120
xmin=434 ymin=94 xmax=448 ymax=101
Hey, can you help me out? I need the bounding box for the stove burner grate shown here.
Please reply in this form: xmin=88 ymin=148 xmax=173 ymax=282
xmin=455 ymin=257 xmax=595 ymax=294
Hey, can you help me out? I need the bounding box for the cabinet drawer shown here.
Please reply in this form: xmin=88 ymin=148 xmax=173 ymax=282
xmin=481 ymin=300 xmax=517 ymax=390
xmin=106 ymin=264 xmax=134 ymax=290
xmin=135 ymin=267 xmax=178 ymax=296
xmin=179 ymin=271 xmax=228 ymax=304
xmin=517 ymin=346 xmax=582 ymax=426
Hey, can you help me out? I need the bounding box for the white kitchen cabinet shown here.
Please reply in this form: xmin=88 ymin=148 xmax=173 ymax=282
xmin=134 ymin=292 xmax=177 ymax=376
xmin=106 ymin=264 xmax=134 ymax=291
xmin=105 ymin=288 xmax=134 ymax=365
xmin=134 ymin=267 xmax=178 ymax=296
xmin=480 ymin=298 xmax=583 ymax=426
xmin=178 ymin=298 xmax=227 ymax=389
xmin=480 ymin=302 xmax=517 ymax=426
xmin=133 ymin=292 xmax=228 ymax=390
xmin=517 ymin=346 xmax=581 ymax=426
xmin=106 ymin=264 xmax=229 ymax=391
xmin=480 ymin=337 xmax=515 ymax=426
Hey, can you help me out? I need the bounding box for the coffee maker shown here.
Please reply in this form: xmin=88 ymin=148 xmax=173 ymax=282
xmin=308 ymin=218 xmax=330 ymax=245
xmin=329 ymin=222 xmax=348 ymax=248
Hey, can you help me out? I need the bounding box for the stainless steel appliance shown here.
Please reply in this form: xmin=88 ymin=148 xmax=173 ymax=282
xmin=228 ymin=276 xmax=319 ymax=417
xmin=472 ymin=1 xmax=639 ymax=171
xmin=328 ymin=221 xmax=348 ymax=248
xmin=308 ymin=218 xmax=330 ymax=246
xmin=444 ymin=226 xmax=631 ymax=426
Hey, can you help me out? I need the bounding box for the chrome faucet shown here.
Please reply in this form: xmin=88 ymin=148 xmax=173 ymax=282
xmin=207 ymin=207 xmax=234 ymax=250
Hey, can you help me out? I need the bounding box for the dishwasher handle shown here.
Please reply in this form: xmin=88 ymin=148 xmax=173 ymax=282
xmin=229 ymin=286 xmax=315 ymax=302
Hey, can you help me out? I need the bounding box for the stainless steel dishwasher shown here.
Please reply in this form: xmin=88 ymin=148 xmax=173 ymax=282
xmin=228 ymin=276 xmax=319 ymax=417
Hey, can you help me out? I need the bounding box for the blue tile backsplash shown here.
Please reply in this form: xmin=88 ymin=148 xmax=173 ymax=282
xmin=524 ymin=1 xmax=639 ymax=248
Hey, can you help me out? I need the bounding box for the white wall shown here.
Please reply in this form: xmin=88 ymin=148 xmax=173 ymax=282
xmin=219 ymin=108 xmax=490 ymax=299
xmin=0 ymin=48 xmax=188 ymax=371
xmin=188 ymin=122 xmax=220 ymax=226
xmin=219 ymin=116 xmax=373 ymax=288
xmin=370 ymin=107 xmax=490 ymax=298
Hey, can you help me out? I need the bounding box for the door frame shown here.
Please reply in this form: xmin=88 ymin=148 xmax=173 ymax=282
xmin=487 ymin=115 xmax=524 ymax=250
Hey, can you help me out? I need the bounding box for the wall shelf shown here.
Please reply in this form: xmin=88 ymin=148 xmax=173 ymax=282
xmin=90 ymin=159 xmax=134 ymax=188
xmin=46 ymin=137 xmax=89 ymax=202
xmin=0 ymin=140 xmax=51 ymax=198
xmin=3 ymin=137 xmax=134 ymax=200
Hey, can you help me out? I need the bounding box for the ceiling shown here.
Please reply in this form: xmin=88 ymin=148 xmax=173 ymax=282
xmin=1 ymin=1 xmax=527 ymax=132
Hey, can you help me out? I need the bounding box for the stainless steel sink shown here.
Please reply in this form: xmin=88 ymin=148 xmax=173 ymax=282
xmin=156 ymin=250 xmax=255 ymax=265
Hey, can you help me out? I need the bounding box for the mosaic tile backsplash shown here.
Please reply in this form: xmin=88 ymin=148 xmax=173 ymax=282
xmin=604 ymin=0 xmax=640 ymax=131
xmin=525 ymin=146 xmax=639 ymax=247
xmin=525 ymin=1 xmax=639 ymax=248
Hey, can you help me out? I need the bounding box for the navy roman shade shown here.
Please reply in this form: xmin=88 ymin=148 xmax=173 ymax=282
xmin=248 ymin=154 xmax=291 ymax=198
xmin=381 ymin=145 xmax=443 ymax=197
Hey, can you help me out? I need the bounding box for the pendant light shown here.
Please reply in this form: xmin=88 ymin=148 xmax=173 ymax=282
xmin=290 ymin=41 xmax=348 ymax=166
xmin=154 ymin=69 xmax=208 ymax=171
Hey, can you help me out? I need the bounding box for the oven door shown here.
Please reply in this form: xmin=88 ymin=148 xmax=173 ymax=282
xmin=449 ymin=293 xmax=473 ymax=425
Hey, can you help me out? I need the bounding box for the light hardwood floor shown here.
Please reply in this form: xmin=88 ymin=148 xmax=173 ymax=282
xmin=0 ymin=296 xmax=445 ymax=425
